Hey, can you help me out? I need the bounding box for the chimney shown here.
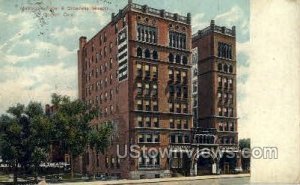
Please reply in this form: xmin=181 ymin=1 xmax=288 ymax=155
xmin=79 ymin=36 xmax=87 ymax=49
xmin=187 ymin=13 xmax=191 ymax=24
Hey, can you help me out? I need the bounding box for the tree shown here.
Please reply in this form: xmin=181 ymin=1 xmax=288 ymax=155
xmin=50 ymin=93 xmax=98 ymax=179
xmin=0 ymin=102 xmax=52 ymax=184
xmin=88 ymin=122 xmax=112 ymax=178
xmin=239 ymin=138 xmax=251 ymax=172
xmin=239 ymin=138 xmax=250 ymax=150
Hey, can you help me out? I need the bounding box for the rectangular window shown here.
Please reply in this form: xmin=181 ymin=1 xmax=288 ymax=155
xmin=170 ymin=135 xmax=176 ymax=143
xmin=170 ymin=118 xmax=174 ymax=128
xmin=137 ymin=116 xmax=143 ymax=127
xmin=138 ymin=134 xmax=144 ymax=143
xmin=153 ymin=117 xmax=159 ymax=128
xmin=145 ymin=117 xmax=151 ymax=127
xmin=153 ymin=100 xmax=158 ymax=111
xmin=153 ymin=134 xmax=159 ymax=143
xmin=137 ymin=83 xmax=143 ymax=95
xmin=183 ymin=120 xmax=188 ymax=129
xmin=137 ymin=100 xmax=143 ymax=110
xmin=144 ymin=83 xmax=150 ymax=96
xmin=146 ymin=134 xmax=152 ymax=143
xmin=145 ymin=100 xmax=150 ymax=111
xmin=176 ymin=119 xmax=181 ymax=129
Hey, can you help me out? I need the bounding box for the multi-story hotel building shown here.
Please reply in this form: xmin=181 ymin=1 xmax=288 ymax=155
xmin=192 ymin=20 xmax=240 ymax=174
xmin=77 ymin=0 xmax=192 ymax=179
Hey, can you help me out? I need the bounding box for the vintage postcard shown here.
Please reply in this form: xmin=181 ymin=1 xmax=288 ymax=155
xmin=0 ymin=0 xmax=299 ymax=184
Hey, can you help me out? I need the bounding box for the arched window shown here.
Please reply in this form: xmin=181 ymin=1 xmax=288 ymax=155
xmin=218 ymin=63 xmax=222 ymax=71
xmin=229 ymin=65 xmax=233 ymax=73
xmin=144 ymin=49 xmax=150 ymax=58
xmin=224 ymin=64 xmax=228 ymax=72
xmin=137 ymin=47 xmax=143 ymax=57
xmin=182 ymin=56 xmax=188 ymax=65
xmin=153 ymin=50 xmax=158 ymax=60
xmin=175 ymin=55 xmax=181 ymax=64
xmin=169 ymin=53 xmax=174 ymax=62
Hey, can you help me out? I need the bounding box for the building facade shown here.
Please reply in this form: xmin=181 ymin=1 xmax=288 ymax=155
xmin=192 ymin=20 xmax=240 ymax=174
xmin=77 ymin=0 xmax=193 ymax=179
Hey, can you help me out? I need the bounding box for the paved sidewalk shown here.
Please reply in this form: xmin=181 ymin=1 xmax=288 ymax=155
xmin=55 ymin=174 xmax=250 ymax=185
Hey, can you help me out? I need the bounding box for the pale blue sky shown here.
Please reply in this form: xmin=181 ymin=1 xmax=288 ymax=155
xmin=0 ymin=0 xmax=250 ymax=133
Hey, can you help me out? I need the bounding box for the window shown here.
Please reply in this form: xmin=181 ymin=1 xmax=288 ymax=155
xmin=137 ymin=116 xmax=143 ymax=127
xmin=224 ymin=64 xmax=228 ymax=72
xmin=169 ymin=69 xmax=174 ymax=82
xmin=145 ymin=100 xmax=150 ymax=111
xmin=218 ymin=42 xmax=232 ymax=59
xmin=176 ymin=85 xmax=181 ymax=98
xmin=110 ymin=105 xmax=114 ymax=114
xmin=175 ymin=70 xmax=181 ymax=83
xmin=170 ymin=118 xmax=174 ymax=128
xmin=169 ymin=53 xmax=174 ymax=62
xmin=137 ymin=83 xmax=142 ymax=95
xmin=182 ymin=56 xmax=188 ymax=65
xmin=137 ymin=47 xmax=143 ymax=57
xmin=144 ymin=64 xmax=150 ymax=78
xmin=229 ymin=65 xmax=233 ymax=73
xmin=152 ymin=66 xmax=158 ymax=79
xmin=177 ymin=135 xmax=183 ymax=143
xmin=153 ymin=134 xmax=159 ymax=143
xmin=218 ymin=63 xmax=222 ymax=71
xmin=193 ymin=82 xmax=197 ymax=93
xmin=145 ymin=49 xmax=150 ymax=58
xmin=137 ymin=63 xmax=143 ymax=77
xmin=145 ymin=117 xmax=151 ymax=127
xmin=218 ymin=107 xmax=222 ymax=116
xmin=110 ymin=58 xmax=113 ymax=69
xmin=137 ymin=100 xmax=143 ymax=110
xmin=176 ymin=103 xmax=180 ymax=113
xmin=137 ymin=24 xmax=157 ymax=43
xmin=182 ymin=71 xmax=187 ymax=83
xmin=219 ymin=122 xmax=223 ymax=131
xmin=175 ymin=55 xmax=181 ymax=64
xmin=144 ymin=83 xmax=150 ymax=96
xmin=229 ymin=122 xmax=234 ymax=131
xmin=153 ymin=50 xmax=158 ymax=60
xmin=229 ymin=79 xmax=233 ymax=89
xmin=218 ymin=92 xmax=222 ymax=102
xmin=153 ymin=100 xmax=158 ymax=111
xmin=138 ymin=134 xmax=144 ymax=143
xmin=153 ymin=117 xmax=159 ymax=128
xmin=152 ymin=84 xmax=158 ymax=96
xmin=183 ymin=120 xmax=188 ymax=129
xmin=176 ymin=119 xmax=181 ymax=129
xmin=110 ymin=89 xmax=113 ymax=100
xmin=218 ymin=77 xmax=222 ymax=87
xmin=184 ymin=135 xmax=190 ymax=143
xmin=169 ymin=31 xmax=186 ymax=49
xmin=170 ymin=135 xmax=176 ymax=143
xmin=146 ymin=134 xmax=152 ymax=142
xmin=182 ymin=104 xmax=187 ymax=113
xmin=169 ymin=103 xmax=174 ymax=112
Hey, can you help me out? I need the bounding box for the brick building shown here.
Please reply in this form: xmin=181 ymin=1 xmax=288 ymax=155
xmin=77 ymin=0 xmax=193 ymax=179
xmin=192 ymin=20 xmax=240 ymax=174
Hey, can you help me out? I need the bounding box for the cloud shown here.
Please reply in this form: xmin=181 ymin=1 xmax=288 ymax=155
xmin=192 ymin=13 xmax=208 ymax=33
xmin=214 ymin=5 xmax=249 ymax=37
xmin=0 ymin=63 xmax=77 ymax=114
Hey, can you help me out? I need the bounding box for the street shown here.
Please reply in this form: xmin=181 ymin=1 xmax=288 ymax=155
xmin=53 ymin=174 xmax=250 ymax=185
